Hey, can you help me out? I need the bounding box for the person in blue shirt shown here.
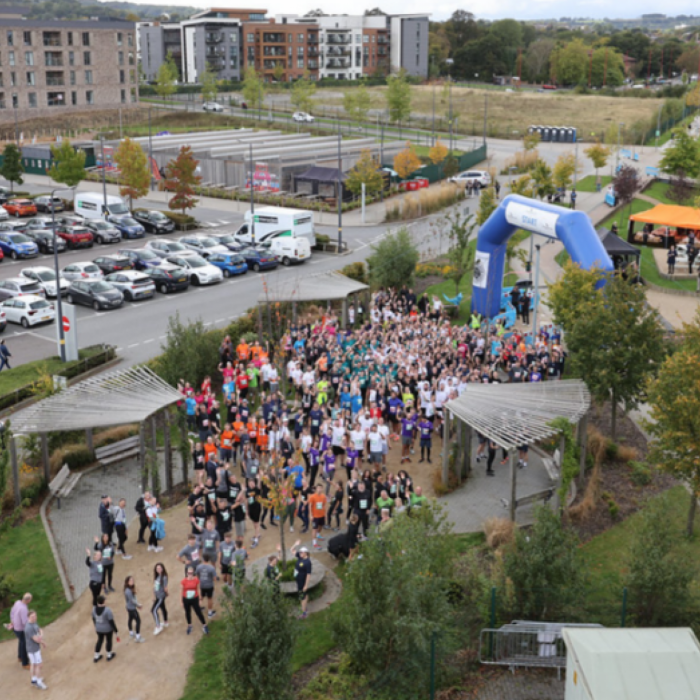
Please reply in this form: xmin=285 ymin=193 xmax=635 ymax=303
xmin=340 ymin=386 xmax=352 ymax=413
xmin=185 ymin=395 xmax=197 ymax=433
xmin=350 ymin=391 xmax=363 ymax=418
xmin=309 ymin=403 xmax=323 ymax=438
xmin=287 ymin=461 xmax=305 ymax=492
xmin=294 ymin=338 xmax=306 ymax=355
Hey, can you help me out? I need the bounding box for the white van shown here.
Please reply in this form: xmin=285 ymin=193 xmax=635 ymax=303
xmin=257 ymin=231 xmax=311 ymax=266
xmin=74 ymin=193 xmax=130 ymax=221
xmin=236 ymin=207 xmax=315 ymax=245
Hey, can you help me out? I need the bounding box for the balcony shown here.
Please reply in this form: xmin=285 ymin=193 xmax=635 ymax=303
xmin=205 ymin=32 xmax=223 ymax=43
xmin=44 ymin=52 xmax=63 ymax=67
xmin=308 ymin=47 xmax=319 ymax=57
xmin=262 ymin=33 xmax=285 ymax=43
xmin=378 ymin=36 xmax=388 ymax=44
xmin=307 ymin=34 xmax=319 ymax=43
xmin=263 ymin=59 xmax=285 ymax=70
xmin=206 ymin=47 xmax=224 ymax=57
xmin=326 ymin=58 xmax=350 ymax=68
xmin=327 ymin=34 xmax=351 ymax=45
xmin=263 ymin=46 xmax=285 ymax=57
xmin=43 ymin=32 xmax=61 ymax=47
xmin=46 ymin=71 xmax=65 ymax=86
xmin=308 ymin=60 xmax=319 ymax=69
xmin=326 ymin=46 xmax=349 ymax=56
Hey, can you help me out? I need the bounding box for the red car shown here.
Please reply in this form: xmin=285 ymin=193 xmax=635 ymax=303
xmin=56 ymin=225 xmax=94 ymax=249
xmin=3 ymin=199 xmax=37 ymax=217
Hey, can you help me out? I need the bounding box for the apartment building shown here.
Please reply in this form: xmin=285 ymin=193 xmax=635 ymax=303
xmin=389 ymin=15 xmax=429 ymax=78
xmin=0 ymin=19 xmax=138 ymax=123
xmin=140 ymin=21 xmax=183 ymax=82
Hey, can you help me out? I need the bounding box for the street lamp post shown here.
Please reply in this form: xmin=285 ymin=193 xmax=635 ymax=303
xmin=616 ymin=122 xmax=624 ymax=171
xmin=446 ymin=58 xmax=454 ymax=155
xmin=148 ymin=107 xmax=154 ymax=191
xmin=249 ymin=143 xmax=255 ymax=244
xmin=51 ymin=186 xmax=75 ymax=362
xmin=337 ymin=122 xmax=343 ymax=252
xmin=100 ymin=135 xmax=108 ymax=216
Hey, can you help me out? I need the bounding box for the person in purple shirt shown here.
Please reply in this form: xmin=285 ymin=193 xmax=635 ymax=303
xmin=320 ymin=427 xmax=332 ymax=454
xmin=8 ymin=592 xmax=32 ymax=668
xmin=308 ymin=439 xmax=321 ymax=488
xmin=400 ymin=410 xmax=416 ymax=464
xmin=529 ymin=366 xmax=542 ymax=383
xmin=346 ymin=447 xmax=359 ymax=476
xmin=387 ymin=392 xmax=404 ymax=437
xmin=417 ymin=417 xmax=433 ymax=464
xmin=322 ymin=447 xmax=336 ymax=495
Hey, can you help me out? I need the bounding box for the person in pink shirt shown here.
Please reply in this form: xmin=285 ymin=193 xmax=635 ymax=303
xmin=7 ymin=592 xmax=32 ymax=668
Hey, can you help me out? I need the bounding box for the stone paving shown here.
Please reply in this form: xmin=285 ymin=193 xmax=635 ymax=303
xmin=474 ymin=669 xmax=564 ymax=700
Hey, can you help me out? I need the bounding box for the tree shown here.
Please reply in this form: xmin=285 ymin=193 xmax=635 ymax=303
xmin=222 ymin=578 xmax=298 ymax=700
xmin=48 ymin=140 xmax=86 ymax=189
xmin=393 ymin=142 xmax=421 ymax=180
xmin=345 ymin=149 xmax=383 ymax=197
xmin=509 ymin=173 xmax=534 ymax=197
xmin=165 ymin=145 xmax=201 ymax=215
xmin=154 ymin=52 xmax=178 ymax=100
xmin=523 ymin=131 xmax=541 ymax=152
xmin=385 ymin=70 xmax=412 ymax=125
xmin=443 ymin=212 xmax=476 ymax=295
xmin=0 ymin=143 xmax=24 ymax=193
xmin=476 ymin=185 xmax=497 ymax=225
xmin=550 ymin=40 xmax=589 ymax=85
xmin=531 ymin=159 xmax=555 ymax=200
xmin=548 ymin=267 xmax=665 ymax=440
xmin=612 ymin=164 xmax=639 ymax=218
xmin=114 ymin=136 xmax=150 ymax=210
xmin=624 ymin=492 xmax=696 ymax=624
xmin=331 ymin=504 xmax=455 ymax=697
xmin=428 ymin=139 xmax=448 ymax=167
xmin=659 ymin=128 xmax=700 ymax=178
xmin=524 ymin=38 xmax=555 ymax=82
xmin=442 ymin=154 xmax=459 ymax=179
xmin=367 ymin=226 xmax=419 ymax=289
xmin=584 ymin=141 xmax=610 ymax=179
xmin=259 ymin=471 xmax=297 ymax=566
xmin=646 ymin=311 xmax=700 ymax=535
xmin=667 ymin=170 xmax=694 ymax=205
xmin=343 ymin=84 xmax=371 ymax=124
xmin=290 ymin=72 xmax=316 ymax=114
xmin=200 ymin=63 xmax=218 ymax=103
xmin=552 ymin=153 xmax=577 ymax=191
xmin=272 ymin=62 xmax=285 ymax=84
xmin=242 ymin=66 xmax=265 ymax=110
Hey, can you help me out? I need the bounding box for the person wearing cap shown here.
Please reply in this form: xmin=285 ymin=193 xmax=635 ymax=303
xmin=290 ymin=540 xmax=312 ymax=619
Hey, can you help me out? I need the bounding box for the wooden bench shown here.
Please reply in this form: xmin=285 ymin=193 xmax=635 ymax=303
xmin=95 ymin=435 xmax=141 ymax=468
xmin=542 ymin=448 xmax=561 ymax=483
xmin=50 ymin=463 xmax=82 ymax=509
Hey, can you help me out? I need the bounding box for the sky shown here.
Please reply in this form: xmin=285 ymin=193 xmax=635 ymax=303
xmin=146 ymin=0 xmax=700 ymax=22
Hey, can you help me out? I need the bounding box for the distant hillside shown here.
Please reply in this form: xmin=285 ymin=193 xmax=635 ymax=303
xmin=8 ymin=0 xmax=201 ymax=21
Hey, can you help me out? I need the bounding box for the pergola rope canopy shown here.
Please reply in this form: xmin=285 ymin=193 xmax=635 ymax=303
xmin=257 ymin=270 xmax=368 ymax=304
xmin=445 ymin=379 xmax=590 ymax=451
xmin=10 ymin=366 xmax=182 ymax=435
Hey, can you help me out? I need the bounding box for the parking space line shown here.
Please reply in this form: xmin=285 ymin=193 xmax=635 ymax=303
xmin=143 ymin=338 xmax=155 ymax=344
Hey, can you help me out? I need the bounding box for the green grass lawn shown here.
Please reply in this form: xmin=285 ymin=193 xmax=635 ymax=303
xmin=599 ymin=198 xmax=656 ymax=234
xmin=575 ymin=175 xmax=611 ymax=193
xmin=555 ymin=249 xmax=570 ymax=268
xmin=643 ymin=180 xmax=699 ymax=207
xmin=638 ymin=246 xmax=698 ymax=292
xmin=0 ymin=516 xmax=70 ymax=642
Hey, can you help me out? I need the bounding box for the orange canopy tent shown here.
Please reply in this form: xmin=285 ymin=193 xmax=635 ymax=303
xmin=629 ymin=204 xmax=700 ymax=229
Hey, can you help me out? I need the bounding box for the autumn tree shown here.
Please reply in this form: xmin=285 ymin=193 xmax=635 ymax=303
xmin=48 ymin=140 xmax=86 ymax=189
xmin=0 ymin=143 xmax=23 ymax=193
xmin=443 ymin=211 xmax=476 ymax=295
xmin=612 ymin=164 xmax=639 ymax=219
xmin=584 ymin=141 xmax=610 ymax=179
xmin=114 ymin=137 xmax=150 ymax=211
xmin=659 ymin=128 xmax=700 ymax=179
xmin=429 ymin=139 xmax=448 ymax=166
xmin=242 ymin=66 xmax=265 ymax=110
xmin=200 ymin=63 xmax=218 ymax=103
xmin=386 ymin=70 xmax=412 ymax=126
xmin=548 ymin=266 xmax=665 ymax=440
xmin=272 ymin=62 xmax=285 ymax=84
xmin=667 ymin=170 xmax=694 ymax=205
xmin=476 ymin=185 xmax=497 ymax=226
xmin=531 ymin=159 xmax=555 ymax=200
xmin=155 ymin=52 xmax=178 ymax=100
xmin=552 ymin=153 xmax=577 ymax=191
xmin=345 ymin=149 xmax=383 ymax=197
xmin=523 ymin=131 xmax=541 ymax=151
xmin=393 ymin=142 xmax=421 ymax=180
xmin=509 ymin=173 xmax=534 ymax=197
xmin=290 ymin=72 xmax=316 ymax=114
xmin=165 ymin=146 xmax=201 ymax=215
xmin=343 ymin=84 xmax=371 ymax=124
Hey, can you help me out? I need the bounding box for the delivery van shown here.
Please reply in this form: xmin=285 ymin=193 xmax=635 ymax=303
xmin=236 ymin=207 xmax=315 ymax=245
xmin=74 ymin=193 xmax=130 ymax=221
xmin=257 ymin=231 xmax=311 ymax=266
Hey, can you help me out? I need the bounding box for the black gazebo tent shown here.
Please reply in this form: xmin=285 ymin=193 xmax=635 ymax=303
xmin=597 ymin=226 xmax=640 ymax=270
xmin=293 ymin=166 xmax=350 ymax=200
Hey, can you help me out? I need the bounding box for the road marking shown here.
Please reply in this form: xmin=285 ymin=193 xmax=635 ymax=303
xmin=127 ymin=343 xmax=139 ymax=348
xmin=216 ymin=220 xmax=231 ymax=225
xmin=143 ymin=338 xmax=155 ymax=344
xmin=215 ymin=318 xmax=225 ymax=323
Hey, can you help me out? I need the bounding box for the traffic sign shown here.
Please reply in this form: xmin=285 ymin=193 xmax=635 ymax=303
xmin=62 ymin=316 xmax=70 ymax=332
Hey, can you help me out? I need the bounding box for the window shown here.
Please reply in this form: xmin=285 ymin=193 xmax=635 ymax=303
xmin=67 ymin=31 xmax=73 ymax=46
xmin=365 ymin=35 xmax=370 ymax=43
xmin=288 ymin=45 xmax=292 ymax=57
xmin=0 ymin=73 xmax=3 ymax=87
xmin=121 ymin=88 xmax=126 ymax=103
xmin=118 ymin=51 xmax=124 ymax=65
xmin=356 ymin=34 xmax=361 ymax=44
xmin=68 ymin=51 xmax=74 ymax=66
xmin=25 ymin=51 xmax=34 ymax=65
xmin=83 ymin=51 xmax=91 ymax=65
xmin=28 ymin=92 xmax=36 ymax=107
xmin=10 ymin=72 xmax=15 ymax=86
xmin=128 ymin=52 xmax=134 ymax=65
xmin=297 ymin=58 xmax=304 ymax=69
xmin=46 ymin=70 xmax=64 ymax=86
xmin=82 ymin=32 xmax=90 ymax=46
xmin=128 ymin=34 xmax=133 ymax=47
xmin=0 ymin=92 xmax=5 ymax=109
xmin=247 ymin=33 xmax=254 ymax=42
xmin=117 ymin=32 xmax=123 ymax=46
xmin=11 ymin=93 xmax=18 ymax=108
xmin=71 ymin=91 xmax=77 ymax=105
xmin=130 ymin=69 xmax=135 ymax=83
xmin=43 ymin=31 xmax=61 ymax=47
xmin=119 ymin=69 xmax=125 ymax=83
xmin=131 ymin=87 xmax=137 ymax=102
xmin=7 ymin=31 xmax=13 ymax=46
xmin=85 ymin=70 xmax=93 ymax=84
xmin=230 ymin=31 xmax=237 ymax=42
xmin=8 ymin=51 xmax=15 ymax=66
xmin=298 ymin=33 xmax=304 ymax=42
xmin=70 ymin=70 xmax=75 ymax=85
xmin=23 ymin=31 xmax=31 ymax=46
xmin=26 ymin=71 xmax=34 ymax=86
xmin=288 ymin=33 xmax=292 ymax=42
xmin=297 ymin=46 xmax=304 ymax=56
xmin=85 ymin=90 xmax=93 ymax=104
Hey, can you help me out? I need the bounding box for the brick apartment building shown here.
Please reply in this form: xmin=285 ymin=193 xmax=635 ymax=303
xmin=0 ymin=18 xmax=138 ymax=124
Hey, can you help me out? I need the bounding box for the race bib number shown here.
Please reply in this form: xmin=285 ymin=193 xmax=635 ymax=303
xmin=316 ymin=502 xmax=324 ymax=511
xmin=205 ymin=539 xmax=214 ymax=548
xmin=208 ymin=492 xmax=215 ymax=501
xmin=103 ymin=548 xmax=112 ymax=559
xmin=360 ymin=499 xmax=368 ymax=510
xmin=191 ymin=551 xmax=199 ymax=561
xmin=222 ymin=512 xmax=230 ymax=521
xmin=154 ymin=582 xmax=160 ymax=592
xmin=249 ymin=496 xmax=255 ymax=504
xmin=186 ymin=590 xmax=195 ymax=600
xmin=97 ymin=565 xmax=103 ymax=573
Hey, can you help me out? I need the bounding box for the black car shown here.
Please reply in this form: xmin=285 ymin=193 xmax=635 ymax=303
xmin=92 ymin=254 xmax=134 ymax=275
xmin=34 ymin=195 xmax=65 ymax=213
xmin=144 ymin=262 xmax=190 ymax=294
xmin=116 ymin=248 xmax=161 ymax=271
xmin=24 ymin=229 xmax=67 ymax=254
xmin=66 ymin=279 xmax=123 ymax=310
xmin=0 ymin=186 xmax=12 ymax=205
xmin=132 ymin=210 xmax=175 ymax=234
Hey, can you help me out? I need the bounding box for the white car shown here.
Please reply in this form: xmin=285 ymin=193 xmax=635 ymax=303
xmin=293 ymin=111 xmax=314 ymax=123
xmin=104 ymin=270 xmax=156 ymax=301
xmin=61 ymin=261 xmax=104 ymax=281
xmin=202 ymin=101 xmax=224 ymax=112
xmin=1 ymin=294 xmax=55 ymax=328
xmin=20 ymin=266 xmax=69 ymax=298
xmin=449 ymin=170 xmax=492 ymax=187
xmin=146 ymin=239 xmax=199 ymax=259
xmin=165 ymin=254 xmax=223 ymax=286
xmin=178 ymin=235 xmax=229 ymax=258
xmin=0 ymin=206 xmax=8 ymax=222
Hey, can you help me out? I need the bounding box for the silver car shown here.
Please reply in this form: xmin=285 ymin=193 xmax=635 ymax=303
xmin=85 ymin=219 xmax=122 ymax=244
xmin=178 ymin=234 xmax=229 ymax=258
xmin=146 ymin=239 xmax=197 ymax=259
xmin=104 ymin=270 xmax=156 ymax=301
xmin=20 ymin=266 xmax=70 ymax=298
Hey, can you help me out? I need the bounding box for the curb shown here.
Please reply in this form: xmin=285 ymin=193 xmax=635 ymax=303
xmin=642 ymin=278 xmax=700 ymax=298
xmin=40 ymin=493 xmax=74 ymax=603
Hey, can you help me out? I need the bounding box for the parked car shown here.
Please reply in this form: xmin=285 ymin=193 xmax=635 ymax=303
xmin=20 ymin=266 xmax=69 ymax=298
xmin=208 ymin=232 xmax=245 ymax=251
xmin=146 ymin=239 xmax=197 ymax=259
xmin=108 ymin=216 xmax=145 ymax=240
xmin=85 ymin=219 xmax=122 ymax=244
xmin=22 ymin=217 xmax=58 ymax=233
xmin=237 ymin=246 xmax=279 ymax=272
xmin=92 ymin=254 xmax=133 ymax=275
xmin=3 ymin=198 xmax=37 ymax=217
xmin=178 ymin=234 xmax=229 ymax=258
xmin=0 ymin=231 xmax=39 ymax=259
xmin=207 ymin=252 xmax=248 ymax=278
xmin=0 ymin=206 xmax=9 ymax=222
xmin=0 ymin=277 xmax=45 ymax=300
xmin=117 ymin=247 xmax=161 ymax=270
xmin=0 ymin=307 xmax=6 ymax=331
xmin=56 ymin=213 xmax=85 ymax=227
xmin=143 ymin=262 xmax=191 ymax=294
xmin=24 ymin=228 xmax=67 ymax=254
xmin=448 ymin=170 xmax=492 ymax=187
xmin=61 ymin=261 xmax=104 ymax=281
xmin=56 ymin=225 xmax=94 ymax=249
xmin=104 ymin=270 xmax=156 ymax=301
xmin=202 ymin=101 xmax=224 ymax=112
xmin=165 ymin=254 xmax=223 ymax=286
xmin=66 ymin=279 xmax=124 ymax=310
xmin=293 ymin=111 xmax=314 ymax=123
xmin=0 ymin=220 xmax=27 ymax=234
xmin=132 ymin=210 xmax=176 ymax=234
xmin=0 ymin=294 xmax=55 ymax=327
xmin=34 ymin=195 xmax=65 ymax=213
xmin=0 ymin=186 xmax=13 ymax=205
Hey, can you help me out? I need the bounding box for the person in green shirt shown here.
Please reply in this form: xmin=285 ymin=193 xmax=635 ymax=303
xmin=316 ymin=378 xmax=329 ymax=405
xmin=375 ymin=490 xmax=394 ymax=519
xmin=410 ymin=487 xmax=428 ymax=509
xmin=246 ymin=365 xmax=260 ymax=393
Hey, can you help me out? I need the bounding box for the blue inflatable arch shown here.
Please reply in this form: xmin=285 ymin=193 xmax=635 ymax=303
xmin=471 ymin=194 xmax=614 ymax=318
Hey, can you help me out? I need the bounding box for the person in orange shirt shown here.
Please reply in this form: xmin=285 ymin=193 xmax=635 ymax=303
xmin=308 ymin=484 xmax=328 ymax=551
xmin=220 ymin=423 xmax=235 ymax=463
xmin=236 ymin=339 xmax=250 ymax=362
xmin=203 ymin=436 xmax=218 ymax=464
xmin=250 ymin=341 xmax=263 ymax=363
xmin=316 ymin=354 xmax=328 ymax=378
xmin=247 ymin=418 xmax=258 ymax=450
xmin=256 ymin=423 xmax=269 ymax=463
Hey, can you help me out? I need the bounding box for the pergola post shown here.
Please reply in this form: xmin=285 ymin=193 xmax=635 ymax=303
xmin=85 ymin=428 xmax=94 ymax=456
xmin=41 ymin=432 xmax=50 ymax=483
xmin=509 ymin=449 xmax=517 ymax=522
xmin=578 ymin=411 xmax=588 ymax=489
xmin=292 ymin=301 xmax=297 ymax=326
xmin=341 ymin=298 xmax=348 ymax=330
xmin=151 ymin=415 xmax=159 ymax=498
xmin=163 ymin=409 xmax=172 ymax=494
xmin=256 ymin=304 xmax=264 ymax=344
xmin=364 ymin=288 xmax=370 ymax=325
xmin=10 ymin=436 xmax=20 ymax=507
xmin=139 ymin=421 xmax=147 ymax=493
xmin=179 ymin=411 xmax=189 ymax=487
xmin=463 ymin=426 xmax=472 ymax=478
xmin=454 ymin=420 xmax=462 ymax=483
xmin=442 ymin=411 xmax=451 ymax=486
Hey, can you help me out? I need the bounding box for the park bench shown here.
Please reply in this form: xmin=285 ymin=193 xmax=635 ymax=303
xmin=95 ymin=435 xmax=141 ymax=469
xmin=541 ymin=448 xmax=561 ymax=483
xmin=49 ymin=463 xmax=82 ymax=509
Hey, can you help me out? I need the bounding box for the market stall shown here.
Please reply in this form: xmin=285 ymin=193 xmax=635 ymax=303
xmin=628 ymin=204 xmax=700 ymax=249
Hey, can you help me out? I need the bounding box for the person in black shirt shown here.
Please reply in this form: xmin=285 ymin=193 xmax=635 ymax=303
xmin=190 ymin=439 xmax=206 ymax=486
xmin=353 ymin=481 xmax=371 ymax=538
xmin=290 ymin=541 xmax=312 ymax=619
xmin=265 ymin=546 xmax=282 ymax=594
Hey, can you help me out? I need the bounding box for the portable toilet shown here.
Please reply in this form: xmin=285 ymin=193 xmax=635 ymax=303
xmin=571 ymin=127 xmax=577 ymax=143
xmin=536 ymin=126 xmax=544 ymax=139
xmin=562 ymin=127 xmax=572 ymax=143
xmin=551 ymin=127 xmax=560 ymax=142
xmin=542 ymin=127 xmax=551 ymax=142
xmin=528 ymin=126 xmax=536 ymax=135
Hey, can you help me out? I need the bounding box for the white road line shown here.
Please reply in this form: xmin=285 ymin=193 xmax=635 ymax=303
xmin=116 ymin=347 xmax=123 ymax=352
xmin=215 ymin=318 xmax=225 ymax=323
xmin=127 ymin=343 xmax=139 ymax=348
xmin=143 ymin=338 xmax=155 ymax=344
